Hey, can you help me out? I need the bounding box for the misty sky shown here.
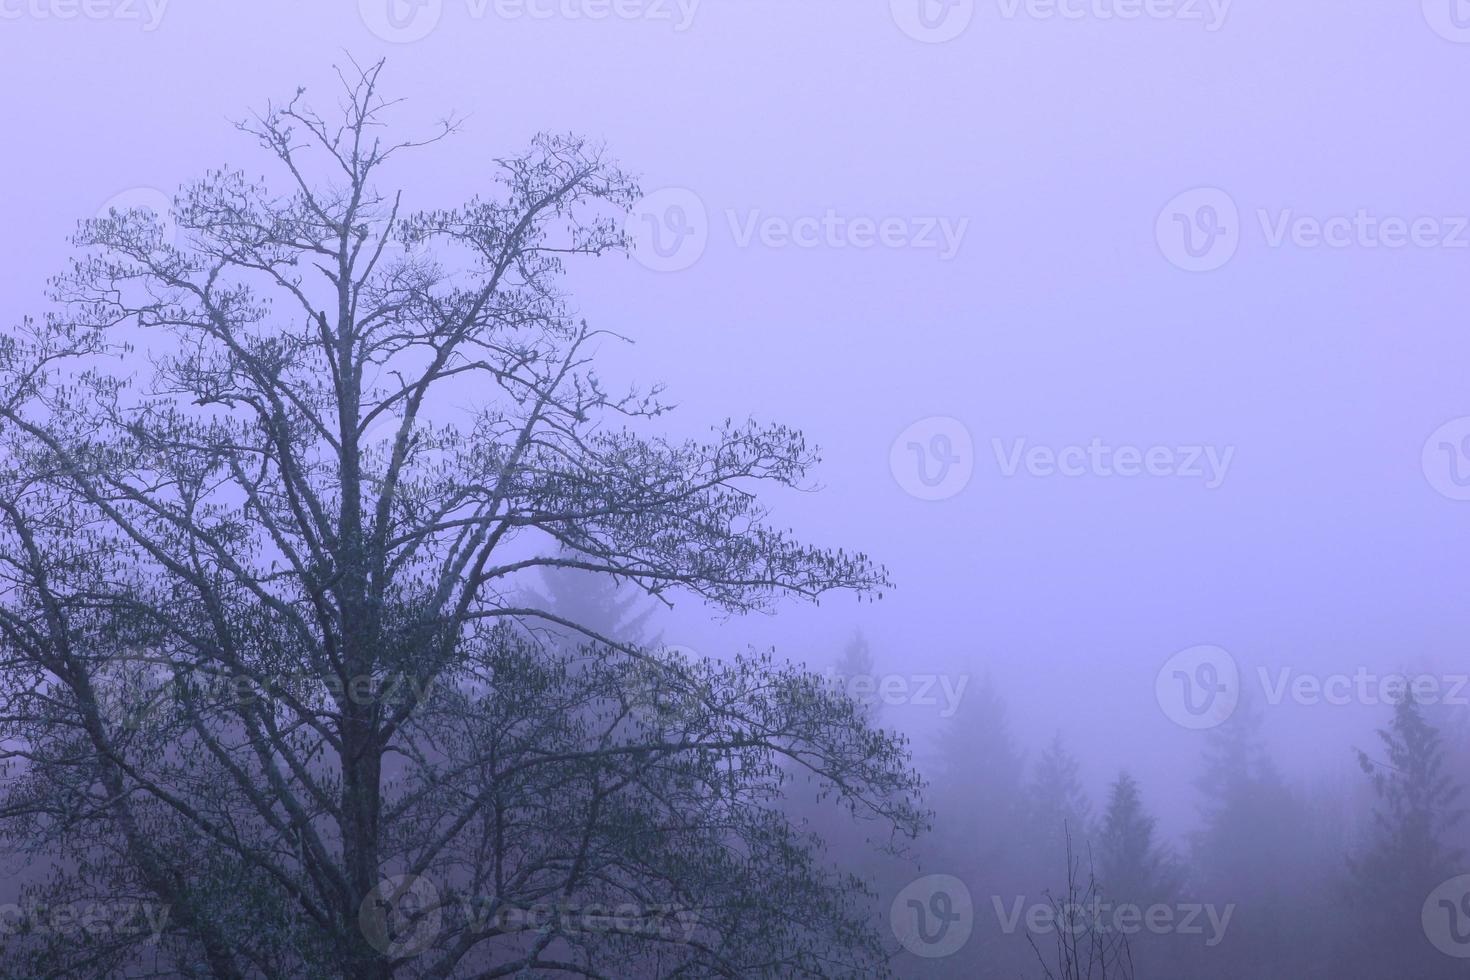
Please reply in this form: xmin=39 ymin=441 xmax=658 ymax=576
xmin=4 ymin=0 xmax=1470 ymax=837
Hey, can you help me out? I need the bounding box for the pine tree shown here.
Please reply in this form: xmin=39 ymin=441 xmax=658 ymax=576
xmin=1190 ymin=694 xmax=1308 ymax=978
xmin=929 ymin=674 xmax=1029 ymax=978
xmin=1023 ymin=732 xmax=1093 ymax=891
xmin=829 ymin=630 xmax=881 ymax=723
xmin=1345 ymin=690 xmax=1466 ymax=977
xmin=531 ymin=554 xmax=657 ymax=648
xmin=933 ymin=675 xmax=1025 ymax=863
xmin=786 ymin=630 xmax=909 ymax=967
xmin=1096 ymin=771 xmax=1177 ymax=908
xmin=1193 ymin=693 xmax=1299 ymax=892
xmin=1353 ymin=691 xmax=1465 ymax=885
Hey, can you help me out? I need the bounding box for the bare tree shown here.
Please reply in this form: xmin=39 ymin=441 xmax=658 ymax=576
xmin=0 ymin=60 xmax=924 ymax=979
xmin=1025 ymin=830 xmax=1135 ymax=980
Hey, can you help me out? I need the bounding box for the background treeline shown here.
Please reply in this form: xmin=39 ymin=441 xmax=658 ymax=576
xmin=543 ymin=571 xmax=1469 ymax=978
xmin=786 ymin=632 xmax=1470 ymax=979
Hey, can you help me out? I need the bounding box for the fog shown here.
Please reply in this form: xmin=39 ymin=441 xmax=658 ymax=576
xmin=2 ymin=2 xmax=1469 ymax=977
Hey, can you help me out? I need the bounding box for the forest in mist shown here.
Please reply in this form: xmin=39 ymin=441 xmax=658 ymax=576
xmin=6 ymin=3 xmax=1470 ymax=978
xmin=552 ymin=562 xmax=1470 ymax=979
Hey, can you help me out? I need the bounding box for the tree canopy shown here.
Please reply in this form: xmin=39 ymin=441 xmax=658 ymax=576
xmin=0 ymin=60 xmax=924 ymax=979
